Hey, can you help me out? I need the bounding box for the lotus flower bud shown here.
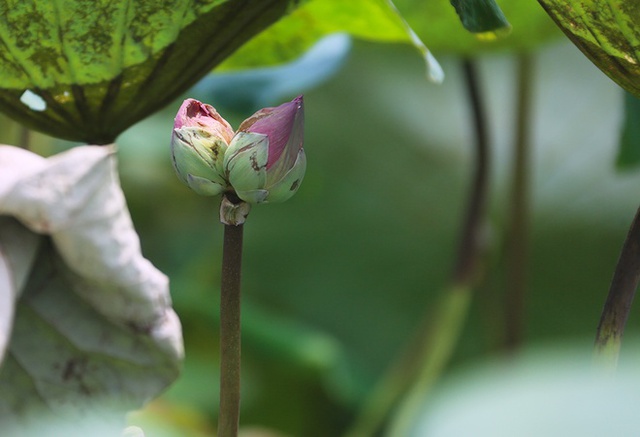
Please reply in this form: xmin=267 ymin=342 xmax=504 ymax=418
xmin=223 ymin=95 xmax=306 ymax=204
xmin=171 ymin=99 xmax=234 ymax=196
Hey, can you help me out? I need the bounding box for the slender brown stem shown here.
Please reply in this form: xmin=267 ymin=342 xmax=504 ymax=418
xmin=343 ymin=58 xmax=491 ymax=437
xmin=452 ymin=59 xmax=490 ymax=286
xmin=218 ymin=222 xmax=244 ymax=437
xmin=386 ymin=57 xmax=491 ymax=437
xmin=595 ymin=206 xmax=640 ymax=365
xmin=504 ymin=54 xmax=534 ymax=351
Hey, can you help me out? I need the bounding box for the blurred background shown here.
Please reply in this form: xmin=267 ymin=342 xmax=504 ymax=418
xmin=18 ymin=12 xmax=640 ymax=435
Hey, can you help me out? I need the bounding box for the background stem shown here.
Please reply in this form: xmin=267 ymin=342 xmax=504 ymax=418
xmin=343 ymin=57 xmax=491 ymax=437
xmin=595 ymin=206 xmax=640 ymax=368
xmin=385 ymin=57 xmax=490 ymax=437
xmin=218 ymin=222 xmax=244 ymax=437
xmin=451 ymin=59 xmax=490 ymax=286
xmin=504 ymin=54 xmax=534 ymax=351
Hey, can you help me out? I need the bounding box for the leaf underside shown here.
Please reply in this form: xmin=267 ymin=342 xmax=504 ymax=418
xmin=0 ymin=0 xmax=294 ymax=143
xmin=0 ymin=241 xmax=178 ymax=422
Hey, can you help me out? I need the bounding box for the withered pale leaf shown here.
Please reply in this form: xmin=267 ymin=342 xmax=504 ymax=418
xmin=0 ymin=145 xmax=183 ymax=424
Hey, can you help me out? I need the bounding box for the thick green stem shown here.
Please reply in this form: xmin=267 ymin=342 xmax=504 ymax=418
xmin=594 ymin=206 xmax=640 ymax=368
xmin=342 ymin=290 xmax=471 ymax=437
xmin=504 ymin=54 xmax=534 ymax=351
xmin=385 ymin=288 xmax=472 ymax=437
xmin=218 ymin=222 xmax=244 ymax=437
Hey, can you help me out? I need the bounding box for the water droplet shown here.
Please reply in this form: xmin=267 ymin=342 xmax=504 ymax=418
xmin=20 ymin=89 xmax=47 ymax=112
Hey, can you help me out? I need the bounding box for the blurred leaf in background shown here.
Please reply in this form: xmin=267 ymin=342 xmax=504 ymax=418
xmin=218 ymin=0 xmax=444 ymax=82
xmin=536 ymin=1 xmax=640 ymax=175
xmin=616 ymin=93 xmax=640 ymax=169
xmin=538 ymin=0 xmax=640 ymax=97
xmin=193 ymin=33 xmax=352 ymax=114
xmin=411 ymin=346 xmax=640 ymax=437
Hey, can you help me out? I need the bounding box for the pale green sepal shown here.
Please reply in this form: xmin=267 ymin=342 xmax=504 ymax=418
xmin=236 ymin=189 xmax=269 ymax=204
xmin=172 ymin=127 xmax=227 ymax=187
xmin=171 ymin=134 xmax=209 ymax=184
xmin=186 ymin=174 xmax=227 ymax=196
xmin=181 ymin=126 xmax=228 ymax=175
xmin=224 ymin=131 xmax=268 ymax=164
xmin=189 ymin=127 xmax=229 ymax=178
xmin=225 ymin=132 xmax=269 ymax=192
xmin=265 ymin=149 xmax=306 ymax=203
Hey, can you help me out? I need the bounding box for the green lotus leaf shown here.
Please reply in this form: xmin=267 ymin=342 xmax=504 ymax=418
xmin=220 ymin=0 xmax=561 ymax=71
xmin=538 ymin=0 xmax=640 ymax=97
xmin=219 ymin=0 xmax=430 ymax=71
xmin=0 ymin=0 xmax=296 ymax=143
xmin=218 ymin=0 xmax=444 ymax=82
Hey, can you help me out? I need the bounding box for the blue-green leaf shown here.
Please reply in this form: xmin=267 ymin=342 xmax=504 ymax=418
xmin=617 ymin=92 xmax=640 ymax=170
xmin=450 ymin=0 xmax=511 ymax=35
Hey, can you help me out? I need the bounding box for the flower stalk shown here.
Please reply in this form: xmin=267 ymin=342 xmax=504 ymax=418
xmin=170 ymin=96 xmax=306 ymax=435
xmin=385 ymin=58 xmax=490 ymax=437
xmin=344 ymin=58 xmax=490 ymax=437
xmin=218 ymin=198 xmax=244 ymax=437
xmin=504 ymin=53 xmax=534 ymax=351
xmin=595 ymin=205 xmax=640 ymax=369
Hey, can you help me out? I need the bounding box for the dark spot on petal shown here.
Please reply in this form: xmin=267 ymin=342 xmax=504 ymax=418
xmin=290 ymin=179 xmax=300 ymax=191
xmin=250 ymin=150 xmax=260 ymax=171
xmin=174 ymin=130 xmax=185 ymax=142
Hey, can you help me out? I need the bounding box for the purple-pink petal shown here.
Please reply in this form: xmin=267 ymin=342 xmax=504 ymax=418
xmin=174 ymin=98 xmax=234 ymax=144
xmin=239 ymin=96 xmax=304 ymax=170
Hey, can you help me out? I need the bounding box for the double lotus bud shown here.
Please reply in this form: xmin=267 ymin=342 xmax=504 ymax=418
xmin=171 ymin=96 xmax=306 ymax=204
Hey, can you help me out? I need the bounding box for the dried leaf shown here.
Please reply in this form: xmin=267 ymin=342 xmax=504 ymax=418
xmin=0 ymin=145 xmax=183 ymax=425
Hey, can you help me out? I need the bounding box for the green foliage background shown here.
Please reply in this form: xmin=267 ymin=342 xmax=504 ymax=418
xmin=4 ymin=0 xmax=640 ymax=435
xmin=100 ymin=37 xmax=640 ymax=435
